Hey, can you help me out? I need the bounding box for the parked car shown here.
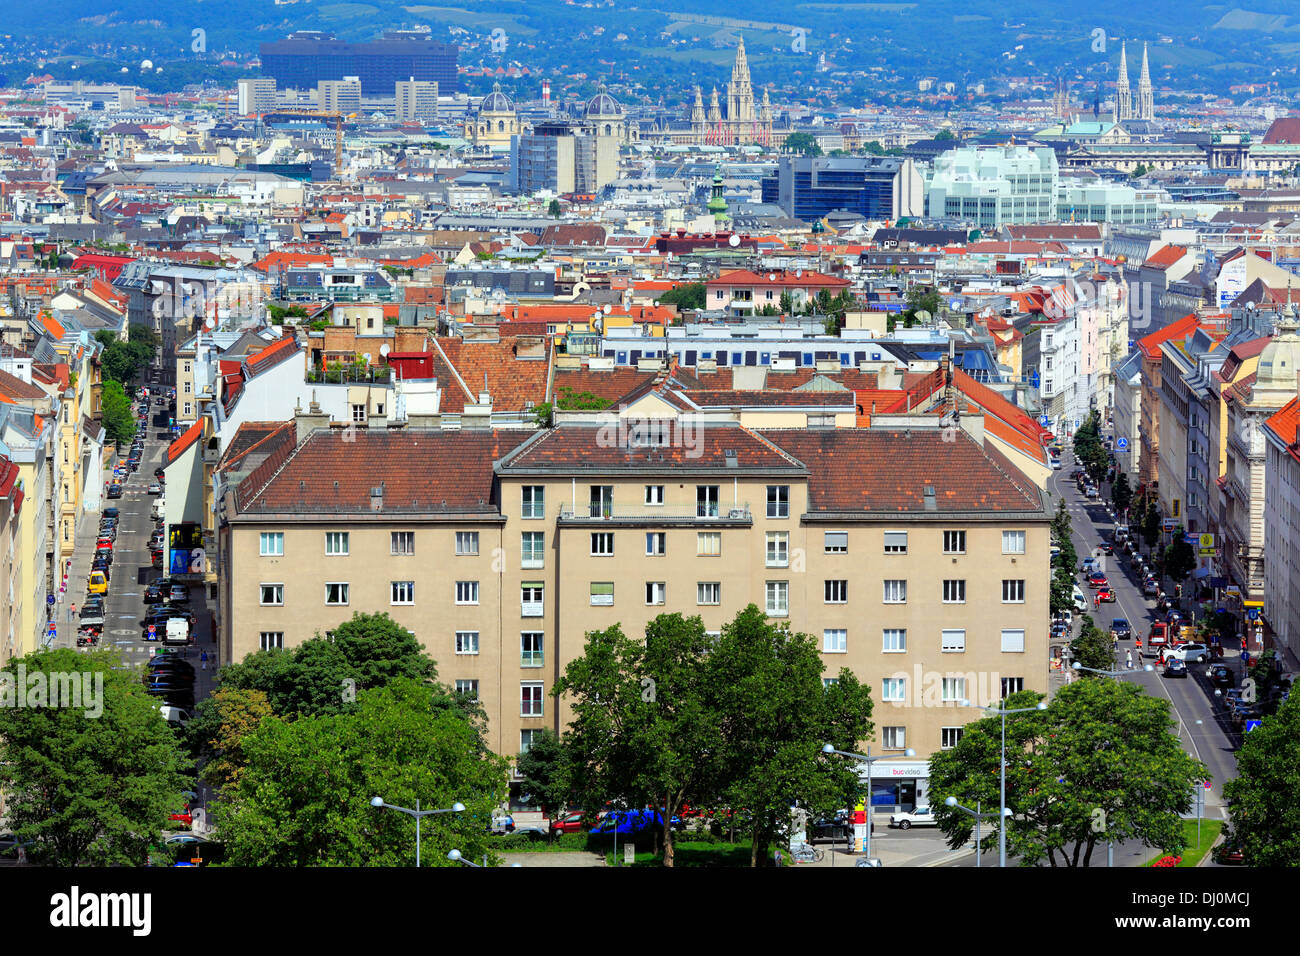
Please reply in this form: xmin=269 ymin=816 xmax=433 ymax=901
xmin=154 ymin=467 xmax=166 ymax=479
xmin=889 ymin=807 xmax=938 ymax=830
xmin=87 ymin=571 xmax=108 ymax=595
xmin=1213 ymin=843 xmax=1245 ymax=865
xmin=166 ymin=584 xmax=189 ymax=604
xmin=1165 ymin=643 xmax=1209 ymax=663
xmin=1142 ymin=579 xmax=1161 ymax=597
xmin=549 ymin=811 xmax=586 ymax=835
xmin=106 ymin=484 xmax=123 ymax=499
xmin=1208 ymin=664 xmax=1236 ymax=690
xmin=143 ymin=583 xmax=164 ymax=604
xmin=1163 ymin=659 xmax=1188 ymax=678
xmin=147 ymin=482 xmax=162 ymax=495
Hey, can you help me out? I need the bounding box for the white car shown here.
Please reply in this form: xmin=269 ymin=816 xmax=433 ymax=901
xmin=889 ymin=807 xmax=938 ymax=829
xmin=1164 ymin=643 xmax=1210 ymax=664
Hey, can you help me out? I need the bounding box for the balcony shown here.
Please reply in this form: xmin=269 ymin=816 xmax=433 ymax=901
xmin=521 ymin=600 xmax=544 ymax=617
xmin=558 ymin=504 xmax=751 ymax=526
xmin=306 ymin=366 xmax=393 ymax=386
xmin=521 ymin=650 xmax=544 ymax=668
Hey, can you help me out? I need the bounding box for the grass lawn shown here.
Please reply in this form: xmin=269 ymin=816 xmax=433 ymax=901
xmin=606 ymin=841 xmax=765 ymax=867
xmin=1142 ymin=820 xmax=1222 ymax=867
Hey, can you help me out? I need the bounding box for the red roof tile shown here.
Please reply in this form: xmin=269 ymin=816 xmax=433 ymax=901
xmin=167 ymin=419 xmax=204 ymax=464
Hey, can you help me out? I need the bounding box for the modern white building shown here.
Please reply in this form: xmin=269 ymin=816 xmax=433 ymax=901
xmin=927 ymin=146 xmax=1059 ymax=229
xmin=395 ymin=79 xmax=439 ymax=123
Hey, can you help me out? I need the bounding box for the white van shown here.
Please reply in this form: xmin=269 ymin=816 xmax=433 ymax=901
xmin=151 ymin=498 xmax=165 ymax=521
xmin=1072 ymin=585 xmax=1088 ymax=613
xmin=163 ymin=617 xmax=191 ymax=646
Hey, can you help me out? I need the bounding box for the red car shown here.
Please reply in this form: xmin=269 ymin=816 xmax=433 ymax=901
xmin=550 ymin=811 xmax=585 ymax=834
xmin=169 ymin=811 xmax=193 ymax=828
xmin=1095 ymin=588 xmax=1117 ymax=604
xmin=1086 ymin=573 xmax=1109 ymax=589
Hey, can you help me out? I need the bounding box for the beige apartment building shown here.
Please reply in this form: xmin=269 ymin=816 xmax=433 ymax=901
xmin=222 ymin=417 xmax=1051 ymax=790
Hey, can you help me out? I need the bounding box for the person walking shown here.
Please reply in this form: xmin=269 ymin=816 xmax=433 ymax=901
xmin=200 ymin=650 xmax=208 ymax=671
xmin=1126 ymin=650 xmax=1133 ymax=670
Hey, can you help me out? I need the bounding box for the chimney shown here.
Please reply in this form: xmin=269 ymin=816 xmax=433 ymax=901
xmin=295 ymin=394 xmax=331 ymax=444
xmin=370 ymin=483 xmax=384 ymax=512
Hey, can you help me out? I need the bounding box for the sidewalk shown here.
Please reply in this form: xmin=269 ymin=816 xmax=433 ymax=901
xmin=51 ymin=506 xmax=108 ymax=649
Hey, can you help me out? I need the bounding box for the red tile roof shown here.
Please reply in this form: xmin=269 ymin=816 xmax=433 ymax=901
xmin=244 ymin=336 xmax=300 ymax=377
xmin=167 ymin=419 xmax=204 ymax=464
xmin=498 ymin=422 xmax=802 ymax=473
xmin=707 ymin=270 xmax=850 ymax=290
xmin=0 ymin=368 xmax=49 ymax=403
xmin=1144 ymin=245 xmax=1188 ymax=270
xmin=1264 ymin=397 xmax=1300 ymax=465
xmin=1138 ymin=314 xmax=1200 ymax=361
xmin=432 ymin=335 xmax=552 ymax=413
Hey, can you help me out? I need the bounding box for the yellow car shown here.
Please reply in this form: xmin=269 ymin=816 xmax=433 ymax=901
xmin=87 ymin=571 xmax=108 ymax=595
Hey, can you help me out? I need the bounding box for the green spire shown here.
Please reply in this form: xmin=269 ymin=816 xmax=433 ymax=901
xmin=707 ymin=165 xmax=728 ymax=224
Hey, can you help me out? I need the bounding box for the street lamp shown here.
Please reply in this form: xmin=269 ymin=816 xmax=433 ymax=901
xmin=983 ymin=700 xmax=1048 ymax=867
xmin=822 ymin=743 xmax=916 ymax=865
xmin=943 ymin=797 xmax=1010 ymax=868
xmin=369 ymin=796 xmax=465 ymax=867
xmin=1072 ymin=661 xmax=1154 ymax=677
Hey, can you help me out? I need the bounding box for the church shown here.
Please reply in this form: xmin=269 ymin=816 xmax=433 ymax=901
xmin=688 ymin=36 xmax=774 ymax=146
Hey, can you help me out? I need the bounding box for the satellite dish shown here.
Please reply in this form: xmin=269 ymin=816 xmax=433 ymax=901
xmin=203 ymin=317 xmax=216 ymax=331
xmin=379 ymin=344 xmax=391 ymax=357
xmin=796 ymin=269 xmax=803 ymax=278
xmin=728 ymin=234 xmax=740 ymax=247
xmin=603 ymin=304 xmax=612 ymax=314
xmin=914 ymin=310 xmax=932 ymax=323
xmin=141 ymin=59 xmax=154 ymax=71
xmin=121 ymin=67 xmax=129 ymax=74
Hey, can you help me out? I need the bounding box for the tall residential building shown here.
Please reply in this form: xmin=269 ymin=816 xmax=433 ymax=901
xmin=509 ymin=120 xmax=618 ymax=196
xmin=222 ymin=417 xmax=1051 ymax=792
xmin=259 ymin=30 xmax=459 ymax=95
xmin=395 ymin=79 xmax=439 ymax=123
xmin=926 ymin=146 xmax=1059 ymax=228
xmin=1263 ymin=397 xmax=1300 ymax=660
xmin=317 ymin=78 xmax=362 ymax=115
xmin=690 ymin=37 xmax=773 ymax=146
xmin=762 ymin=156 xmax=925 ymax=222
xmin=237 ymin=78 xmax=277 ymax=117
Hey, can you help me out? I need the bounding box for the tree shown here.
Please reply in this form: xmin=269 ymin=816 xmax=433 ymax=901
xmin=1111 ymin=472 xmax=1133 ymax=517
xmin=1050 ymin=567 xmax=1076 ymax=618
xmin=1070 ymin=616 xmax=1114 ymax=673
xmin=656 ymin=282 xmax=706 ymax=311
xmin=100 ymin=380 xmax=136 ymax=446
xmin=195 ymin=687 xmax=272 ymax=792
xmin=710 ymin=606 xmax=873 ymax=866
xmin=215 ymin=679 xmax=508 ymax=866
xmin=929 ymin=683 xmax=1207 ymax=867
xmin=934 ymin=129 xmax=956 ymax=141
xmin=1164 ymin=533 xmax=1196 ymax=586
xmin=782 ymin=132 xmax=822 ymax=156
xmin=555 ymin=615 xmax=723 ymax=866
xmin=1224 ymin=694 xmax=1300 ymax=865
xmin=531 ymin=401 xmax=554 ymax=428
xmin=514 ymin=729 xmax=571 ymax=842
xmin=1142 ymin=500 xmax=1162 ymax=548
xmin=0 ymin=649 xmax=192 ymax=866
xmin=547 ymin=198 xmax=562 ymax=218
xmin=778 ymin=291 xmax=793 ymax=314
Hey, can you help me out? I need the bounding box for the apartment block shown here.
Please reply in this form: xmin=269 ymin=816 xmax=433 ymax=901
xmin=222 ymin=417 xmax=1051 ymax=783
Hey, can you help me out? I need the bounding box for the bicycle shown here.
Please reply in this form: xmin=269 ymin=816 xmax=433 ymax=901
xmin=790 ymin=843 xmax=824 ymax=864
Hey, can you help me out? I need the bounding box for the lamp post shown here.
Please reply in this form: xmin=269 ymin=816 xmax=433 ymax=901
xmin=1072 ymin=662 xmax=1154 ymax=678
xmin=822 ymin=744 xmax=916 ymax=865
xmin=983 ymin=700 xmax=1048 ymax=867
xmin=369 ymin=796 xmax=464 ymax=867
xmin=943 ymin=797 xmax=1009 ymax=868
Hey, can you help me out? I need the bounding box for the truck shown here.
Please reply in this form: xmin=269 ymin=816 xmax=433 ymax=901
xmin=163 ymin=617 xmax=192 ymax=647
xmin=1147 ymin=622 xmax=1170 ymax=657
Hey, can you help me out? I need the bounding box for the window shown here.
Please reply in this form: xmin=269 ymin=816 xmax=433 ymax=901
xmin=184 ymin=403 xmax=191 ymax=417
xmin=522 ymin=531 xmax=545 ymax=568
xmin=1001 ymin=629 xmax=1026 ymax=653
xmin=589 ymin=485 xmax=613 ymax=517
xmin=259 ymin=532 xmax=283 ymax=556
xmin=521 ymin=632 xmax=544 ymax=668
xmin=521 ymin=682 xmax=544 ymax=717
xmin=881 ymin=677 xmax=906 ymax=702
xmin=1002 ymin=579 xmax=1025 ymax=603
xmin=390 ymin=531 xmax=415 ymax=555
xmin=522 ymin=485 xmax=544 ymax=519
xmin=351 ymin=404 xmax=366 ymax=423
xmin=645 ymin=581 xmax=666 ymax=605
xmin=766 ymin=485 xmax=789 ymax=518
xmin=943 ymin=530 xmax=966 ymax=554
xmin=325 ymin=582 xmax=349 ymax=606
xmin=590 ymin=582 xmax=614 ymax=606
xmin=942 ymin=677 xmax=966 ymax=702
xmin=521 ymin=582 xmax=544 ymax=616
xmin=325 ymin=531 xmax=349 ymax=556
xmin=882 ymin=726 xmax=906 ymax=749
xmin=941 ymin=727 xmax=964 ymax=749
xmin=883 ymin=531 xmax=908 ymax=554
xmin=883 ymin=628 xmax=906 ymax=653
xmin=1001 ymin=677 xmax=1025 ymax=697
xmin=824 ymin=531 xmax=847 ymax=554
xmin=823 ymin=678 xmax=839 ymax=689
xmin=260 ymin=583 xmax=283 ymax=606
xmin=765 ymin=531 xmax=789 ymax=567
xmin=591 ymin=532 xmax=615 ymax=556
xmin=455 ymin=531 xmax=479 ymax=556
xmin=696 ymin=485 xmax=719 ymax=517
xmin=823 ymin=629 xmax=847 ymax=653
xmin=391 ymin=581 xmax=414 ymax=605
xmin=455 ymin=631 xmax=479 ymax=655
xmin=697 ymin=532 xmax=721 ymax=556
xmin=183 ymin=381 xmax=191 ymax=394
xmin=766 ymin=580 xmax=789 ymax=616
xmin=520 ymin=729 xmax=541 ymax=753
xmin=883 ymin=579 xmax=907 ymax=604
xmin=455 ymin=679 xmax=479 ymax=697
xmin=455 ymin=581 xmax=479 ymax=605
xmin=942 ymin=579 xmax=966 ymax=604
xmin=941 ymin=629 xmax=966 ymax=653
xmin=697 ymin=582 xmax=720 ymax=605
xmin=645 ymin=532 xmax=665 ymax=556
xmin=645 ymin=484 xmax=664 ymax=506
xmin=1002 ymin=530 xmax=1026 ymax=554
xmin=824 ymin=579 xmax=847 ymax=604
xmin=259 ymin=632 xmax=283 ymax=651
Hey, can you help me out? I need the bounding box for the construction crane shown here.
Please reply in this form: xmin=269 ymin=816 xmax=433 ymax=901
xmin=258 ymin=109 xmax=357 ymax=171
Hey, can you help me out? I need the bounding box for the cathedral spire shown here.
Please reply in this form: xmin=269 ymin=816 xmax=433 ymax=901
xmin=1138 ymin=42 xmax=1154 ymax=121
xmin=1114 ymin=42 xmax=1132 ymax=122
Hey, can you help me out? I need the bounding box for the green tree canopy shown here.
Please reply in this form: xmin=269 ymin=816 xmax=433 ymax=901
xmin=514 ymin=728 xmax=571 ymax=840
xmin=782 ymin=132 xmax=823 ymax=156
xmin=656 ymin=282 xmax=706 ymax=311
xmin=100 ymin=379 xmax=136 ymax=446
xmin=0 ymin=649 xmax=192 ymax=866
xmin=1224 ymin=694 xmax=1300 ymax=866
xmin=929 ymin=683 xmax=1207 ymax=867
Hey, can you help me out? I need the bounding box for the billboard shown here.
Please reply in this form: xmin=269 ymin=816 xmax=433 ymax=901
xmin=169 ymin=522 xmax=206 ymax=575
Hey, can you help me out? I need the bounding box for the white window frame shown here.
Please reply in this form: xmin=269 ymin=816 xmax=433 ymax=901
xmin=521 ymin=681 xmax=544 ymax=717
xmin=1002 ymin=579 xmax=1026 ymax=603
xmin=260 ymin=583 xmax=283 ymax=606
xmin=824 ymin=579 xmax=847 ymax=604
xmin=325 ymin=582 xmax=349 ymax=606
xmin=455 ymin=631 xmax=479 ymax=655
xmin=824 ymin=531 xmax=847 ymax=554
xmin=767 ymin=484 xmax=789 ymax=518
xmin=882 ymin=726 xmax=906 ymax=749
xmin=883 ymin=531 xmax=908 ymax=554
xmin=1002 ymin=530 xmax=1026 ymax=554
xmin=883 ymin=579 xmax=907 ymax=604
xmin=591 ymin=532 xmax=615 ymax=557
xmin=941 ymin=628 xmax=966 ymax=653
xmin=455 ymin=580 xmax=480 ymax=605
xmin=455 ymin=531 xmax=480 ymax=556
xmin=941 ymin=726 xmax=964 ymax=749
xmin=645 ymin=581 xmax=666 ymax=606
xmin=259 ymin=631 xmax=283 ymax=651
xmin=390 ymin=580 xmax=414 ymax=605
xmin=697 ymin=531 xmax=721 ymax=556
xmin=765 ymin=580 xmax=789 ymax=617
xmin=521 ymin=582 xmax=544 ymax=617
xmin=942 ymin=677 xmax=967 ymax=702
xmin=259 ymin=532 xmax=284 ymax=556
xmin=823 ymin=628 xmax=847 ymax=653
xmin=942 ymin=579 xmax=967 ymax=604
xmin=881 ymin=677 xmax=906 ymax=702
xmin=943 ymin=530 xmax=966 ymax=555
xmin=390 ymin=531 xmax=415 ymax=555
xmin=521 ymin=631 xmax=544 ymax=668
xmin=1001 ymin=629 xmax=1026 ymax=653
xmin=645 ymin=532 xmax=666 ymax=556
xmin=883 ymin=628 xmax=907 ymax=653
xmin=455 ymin=679 xmax=479 ymax=697
xmin=590 ymin=582 xmax=614 ymax=606
xmin=697 ymin=582 xmax=720 ymax=605
xmin=644 ymin=484 xmax=664 ymax=506
xmin=325 ymin=531 xmax=349 ymax=556
xmin=521 ymin=531 xmax=545 ymax=568
xmin=1002 ymin=677 xmax=1025 ymax=697
xmin=521 ymin=485 xmax=544 ymax=519
xmin=765 ymin=531 xmax=789 ymax=568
